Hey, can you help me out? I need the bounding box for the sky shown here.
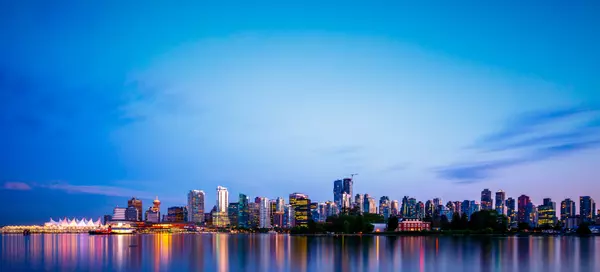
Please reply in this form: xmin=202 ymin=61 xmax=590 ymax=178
xmin=1 ymin=1 xmax=599 ymax=225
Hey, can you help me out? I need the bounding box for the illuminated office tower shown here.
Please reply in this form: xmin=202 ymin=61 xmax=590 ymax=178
xmin=289 ymin=193 xmax=311 ymax=227
xmin=333 ymin=180 xmax=343 ymax=209
xmin=187 ymin=190 xmax=205 ymax=224
xmin=391 ymin=200 xmax=399 ymax=216
xmin=537 ymin=198 xmax=556 ymax=227
xmin=517 ymin=195 xmax=531 ymax=223
xmin=259 ymin=197 xmax=271 ymax=228
xmin=213 ymin=186 xmax=230 ymax=227
xmin=580 ymin=196 xmax=596 ymax=223
xmin=560 ymin=198 xmax=576 ymax=225
xmin=506 ymin=197 xmax=516 ymax=224
xmin=495 ymin=190 xmax=506 ymax=215
xmin=238 ymin=194 xmax=249 ymax=227
xmin=128 ymin=197 xmax=143 ymax=221
xmin=481 ymin=189 xmax=493 ymax=210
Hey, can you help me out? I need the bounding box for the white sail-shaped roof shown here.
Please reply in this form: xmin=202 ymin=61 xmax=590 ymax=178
xmin=87 ymin=219 xmax=96 ymax=227
xmin=69 ymin=218 xmax=77 ymax=227
xmin=94 ymin=218 xmax=102 ymax=226
xmin=77 ymin=220 xmax=87 ymax=227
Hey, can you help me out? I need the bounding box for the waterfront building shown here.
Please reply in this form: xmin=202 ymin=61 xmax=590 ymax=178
xmin=283 ymin=204 xmax=294 ymax=228
xmin=167 ymin=206 xmax=185 ymax=222
xmin=289 ymin=193 xmax=310 ymax=227
xmin=506 ymin=197 xmax=516 ymax=225
xmin=481 ymin=189 xmax=493 ymax=210
xmin=391 ymin=200 xmax=399 ymax=216
xmin=259 ymin=197 xmax=271 ymax=228
xmin=325 ymin=201 xmax=338 ymax=218
xmin=560 ymin=198 xmax=576 ymax=225
xmin=318 ymin=203 xmax=327 ymax=222
xmin=310 ymin=202 xmax=319 ymax=223
xmin=275 ymin=197 xmax=285 ymax=212
xmin=526 ymin=202 xmax=537 ymax=228
xmin=355 ymin=194 xmax=364 ymax=213
xmin=416 ymin=201 xmax=425 ymax=219
xmin=537 ymin=198 xmax=557 ymax=227
xmin=517 ymin=195 xmax=531 ymax=223
xmin=127 ymin=197 xmax=143 ymax=221
xmin=44 ymin=218 xmax=102 ymax=229
xmin=333 ymin=179 xmax=343 ymax=208
xmin=238 ymin=194 xmax=249 ymax=228
xmin=270 ymin=200 xmax=278 ymax=226
xmin=379 ymin=196 xmax=390 ymax=220
xmin=248 ymin=202 xmax=260 ymax=228
xmin=125 ymin=206 xmax=138 ymax=221
xmin=363 ymin=194 xmax=371 ymax=213
xmin=146 ymin=209 xmax=160 ymax=223
xmin=565 ymin=215 xmax=581 ymax=229
xmin=495 ymin=190 xmax=506 ymax=215
xmin=580 ymin=196 xmax=596 ymax=223
xmin=113 ymin=207 xmax=126 ymax=221
xmin=425 ymin=200 xmax=435 ymax=218
xmin=273 ymin=212 xmax=284 ymax=227
xmin=213 ymin=186 xmax=230 ymax=227
xmin=228 ymin=203 xmax=239 ymax=227
xmin=342 ymin=193 xmax=352 ymax=211
xmin=396 ymin=219 xmax=431 ymax=232
xmin=187 ymin=190 xmax=205 ymax=224
xmin=368 ymin=196 xmax=377 ymax=214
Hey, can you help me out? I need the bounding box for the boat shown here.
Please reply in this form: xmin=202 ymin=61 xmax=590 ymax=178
xmin=23 ymin=229 xmax=31 ymax=236
xmin=89 ymin=229 xmax=111 ymax=235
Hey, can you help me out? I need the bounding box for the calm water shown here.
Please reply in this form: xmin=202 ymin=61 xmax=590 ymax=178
xmin=1 ymin=234 xmax=598 ymax=272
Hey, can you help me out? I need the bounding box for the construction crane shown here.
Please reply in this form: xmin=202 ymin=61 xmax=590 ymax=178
xmin=350 ymin=173 xmax=358 ymax=179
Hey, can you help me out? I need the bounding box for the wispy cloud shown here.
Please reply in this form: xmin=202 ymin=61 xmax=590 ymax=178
xmin=320 ymin=145 xmax=364 ymax=155
xmin=2 ymin=182 xmax=32 ymax=190
xmin=383 ymin=163 xmax=410 ymax=172
xmin=437 ymin=106 xmax=600 ymax=183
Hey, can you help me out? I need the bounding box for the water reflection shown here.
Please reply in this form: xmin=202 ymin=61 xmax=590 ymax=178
xmin=1 ymin=234 xmax=599 ymax=272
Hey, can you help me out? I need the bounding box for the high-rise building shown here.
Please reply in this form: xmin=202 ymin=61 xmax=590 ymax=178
xmin=368 ymin=197 xmax=377 ymax=214
xmin=238 ymin=194 xmax=249 ymax=228
xmin=325 ymin=201 xmax=339 ymax=218
xmin=228 ymin=203 xmax=239 ymax=227
xmin=103 ymin=215 xmax=112 ymax=225
xmin=167 ymin=206 xmax=185 ymax=222
xmin=461 ymin=200 xmax=471 ymax=218
xmin=453 ymin=201 xmax=462 ymax=215
xmin=446 ymin=201 xmax=456 ymax=214
xmin=187 ymin=190 xmax=205 ymax=224
xmin=213 ymin=186 xmax=230 ymax=227
xmin=560 ymin=198 xmax=576 ymax=225
xmin=318 ymin=203 xmax=327 ymax=222
xmin=425 ymin=200 xmax=435 ymax=218
xmin=506 ymin=197 xmax=516 ymax=225
xmin=538 ymin=198 xmax=556 ymax=227
xmin=275 ymin=197 xmax=285 ymax=212
xmin=273 ymin=211 xmax=284 ymax=227
xmin=363 ymin=194 xmax=370 ymax=213
xmin=526 ymin=202 xmax=537 ymax=227
xmin=379 ymin=196 xmax=390 ymax=220
xmin=289 ymin=193 xmax=311 ymax=227
xmin=580 ymin=196 xmax=596 ymax=223
xmin=481 ymin=189 xmax=493 ymax=210
xmin=433 ymin=198 xmax=442 ymax=215
xmin=333 ymin=180 xmax=343 ymax=208
xmin=341 ymin=193 xmax=352 ymax=211
xmin=310 ymin=202 xmax=319 ymax=223
xmin=248 ymin=202 xmax=260 ymax=228
xmin=416 ymin=201 xmax=425 ymax=219
xmin=401 ymin=196 xmax=410 ymax=218
xmin=495 ymin=190 xmax=506 ymax=215
xmin=342 ymin=178 xmax=353 ymax=198
xmin=270 ymin=200 xmax=277 ymax=226
xmin=468 ymin=201 xmax=480 ymax=219
xmin=259 ymin=197 xmax=271 ymax=228
xmin=128 ymin=197 xmax=143 ymax=221
xmin=517 ymin=195 xmax=531 ymax=223
xmin=355 ymin=194 xmax=364 ymax=213
xmin=113 ymin=207 xmax=126 ymax=220
xmin=283 ymin=204 xmax=294 ymax=228
xmin=391 ymin=200 xmax=399 ymax=216
xmin=125 ymin=206 xmax=138 ymax=221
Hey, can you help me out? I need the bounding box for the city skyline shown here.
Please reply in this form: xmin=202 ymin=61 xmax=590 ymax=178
xmin=1 ymin=2 xmax=600 ymax=225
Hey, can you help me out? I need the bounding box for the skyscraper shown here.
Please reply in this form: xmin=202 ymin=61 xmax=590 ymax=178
xmin=368 ymin=197 xmax=377 ymax=214
xmin=342 ymin=193 xmax=352 ymax=211
xmin=408 ymin=198 xmax=417 ymax=218
xmin=228 ymin=203 xmax=239 ymax=227
xmin=342 ymin=178 xmax=353 ymax=198
xmin=127 ymin=197 xmax=143 ymax=221
xmin=125 ymin=206 xmax=138 ymax=221
xmin=580 ymin=196 xmax=596 ymax=223
xmin=401 ymin=196 xmax=410 ymax=218
xmin=517 ymin=195 xmax=531 ymax=223
xmin=537 ymin=198 xmax=556 ymax=227
xmin=289 ymin=193 xmax=311 ymax=227
xmin=391 ymin=200 xmax=399 ymax=216
xmin=425 ymin=200 xmax=435 ymax=218
xmin=333 ymin=180 xmax=343 ymax=208
xmin=481 ymin=189 xmax=493 ymax=210
xmin=214 ymin=186 xmax=230 ymax=227
xmin=506 ymin=197 xmax=516 ymax=224
xmin=453 ymin=201 xmax=462 ymax=215
xmin=355 ymin=194 xmax=364 ymax=213
xmin=275 ymin=197 xmax=285 ymax=212
xmin=468 ymin=201 xmax=480 ymax=219
xmin=495 ymin=190 xmax=506 ymax=215
xmin=526 ymin=202 xmax=537 ymax=227
xmin=363 ymin=194 xmax=371 ymax=214
xmin=259 ymin=197 xmax=271 ymax=228
xmin=187 ymin=190 xmax=205 ymax=224
xmin=238 ymin=193 xmax=249 ymax=227
xmin=248 ymin=202 xmax=260 ymax=228
xmin=461 ymin=200 xmax=470 ymax=218
xmin=416 ymin=201 xmax=425 ymax=219
xmin=560 ymin=198 xmax=576 ymax=225
xmin=379 ymin=196 xmax=390 ymax=220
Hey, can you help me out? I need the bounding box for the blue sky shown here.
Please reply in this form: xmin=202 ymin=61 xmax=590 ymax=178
xmin=1 ymin=1 xmax=599 ymax=225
